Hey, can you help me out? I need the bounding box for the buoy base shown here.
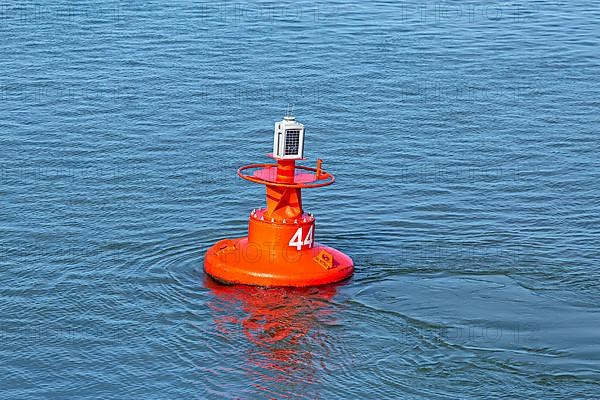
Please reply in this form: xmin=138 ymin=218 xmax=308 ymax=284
xmin=204 ymin=237 xmax=354 ymax=287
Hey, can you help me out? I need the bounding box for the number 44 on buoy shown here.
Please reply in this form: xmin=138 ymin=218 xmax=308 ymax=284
xmin=289 ymin=225 xmax=313 ymax=251
xmin=204 ymin=112 xmax=354 ymax=287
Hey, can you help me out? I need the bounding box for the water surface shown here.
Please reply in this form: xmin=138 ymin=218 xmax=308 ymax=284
xmin=1 ymin=0 xmax=599 ymax=398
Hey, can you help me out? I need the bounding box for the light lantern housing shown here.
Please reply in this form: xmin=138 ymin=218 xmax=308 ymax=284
xmin=272 ymin=115 xmax=305 ymax=160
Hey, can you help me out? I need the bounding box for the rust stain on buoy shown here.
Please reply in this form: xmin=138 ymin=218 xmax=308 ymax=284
xmin=204 ymin=112 xmax=354 ymax=287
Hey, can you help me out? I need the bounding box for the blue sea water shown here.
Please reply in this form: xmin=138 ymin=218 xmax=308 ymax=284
xmin=1 ymin=0 xmax=599 ymax=398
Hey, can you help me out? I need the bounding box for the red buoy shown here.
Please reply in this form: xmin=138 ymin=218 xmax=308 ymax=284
xmin=204 ymin=113 xmax=354 ymax=287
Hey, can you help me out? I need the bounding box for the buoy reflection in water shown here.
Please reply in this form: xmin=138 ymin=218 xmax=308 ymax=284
xmin=205 ymin=277 xmax=340 ymax=398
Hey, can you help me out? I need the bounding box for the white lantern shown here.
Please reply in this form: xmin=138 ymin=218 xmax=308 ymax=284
xmin=272 ymin=114 xmax=305 ymax=160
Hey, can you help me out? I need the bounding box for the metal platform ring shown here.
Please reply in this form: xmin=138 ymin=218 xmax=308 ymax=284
xmin=237 ymin=163 xmax=335 ymax=188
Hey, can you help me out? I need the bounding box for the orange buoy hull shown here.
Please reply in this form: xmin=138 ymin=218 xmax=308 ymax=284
xmin=204 ymin=209 xmax=353 ymax=287
xmin=205 ymin=238 xmax=353 ymax=287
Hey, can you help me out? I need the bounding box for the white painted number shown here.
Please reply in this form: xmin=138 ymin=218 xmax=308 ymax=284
xmin=289 ymin=228 xmax=303 ymax=251
xmin=303 ymin=226 xmax=313 ymax=248
xmin=288 ymin=227 xmax=314 ymax=250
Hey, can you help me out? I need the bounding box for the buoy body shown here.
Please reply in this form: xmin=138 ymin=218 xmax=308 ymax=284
xmin=205 ymin=210 xmax=353 ymax=286
xmin=204 ymin=115 xmax=354 ymax=287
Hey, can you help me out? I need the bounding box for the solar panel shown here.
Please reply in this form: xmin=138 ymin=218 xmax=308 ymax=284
xmin=284 ymin=130 xmax=300 ymax=156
